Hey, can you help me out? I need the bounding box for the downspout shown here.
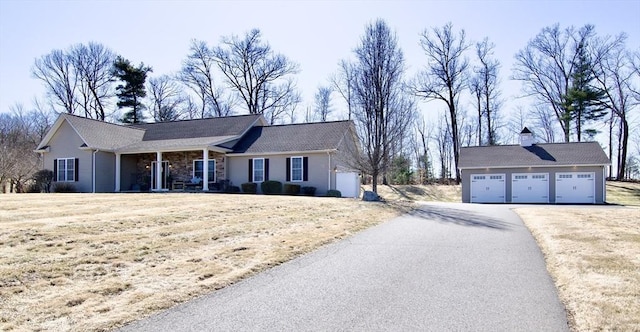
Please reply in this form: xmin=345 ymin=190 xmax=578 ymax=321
xmin=92 ymin=149 xmax=99 ymax=193
xmin=603 ymin=166 xmax=606 ymax=203
xmin=327 ymin=151 xmax=332 ymax=191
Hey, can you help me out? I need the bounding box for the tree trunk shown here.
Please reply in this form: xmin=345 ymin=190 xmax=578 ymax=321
xmin=608 ymin=113 xmax=614 ymax=178
xmin=450 ymin=107 xmax=461 ymax=183
xmin=617 ymin=117 xmax=629 ymax=180
xmin=371 ymin=169 xmax=378 ymax=193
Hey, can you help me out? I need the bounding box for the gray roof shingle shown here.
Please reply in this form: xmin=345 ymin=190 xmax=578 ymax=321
xmin=62 ymin=114 xmax=145 ymax=150
xmin=232 ymin=121 xmax=353 ymax=153
xmin=459 ymin=142 xmax=610 ymax=169
xmin=130 ymin=114 xmax=262 ymax=141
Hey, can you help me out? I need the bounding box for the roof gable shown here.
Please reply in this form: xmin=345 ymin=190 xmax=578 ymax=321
xmin=37 ymin=113 xmax=145 ymax=151
xmin=232 ymin=121 xmax=353 ymax=154
xmin=459 ymin=142 xmax=610 ymax=169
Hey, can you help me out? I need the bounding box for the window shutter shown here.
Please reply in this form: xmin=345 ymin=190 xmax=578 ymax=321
xmin=264 ymin=159 xmax=269 ymax=181
xmin=74 ymin=158 xmax=79 ymax=182
xmin=286 ymin=158 xmax=291 ymax=182
xmin=303 ymin=157 xmax=309 ymax=181
xmin=53 ymin=159 xmax=58 ymax=182
xmin=248 ymin=159 xmax=253 ymax=182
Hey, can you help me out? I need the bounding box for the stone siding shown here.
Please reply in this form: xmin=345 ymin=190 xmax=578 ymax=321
xmin=133 ymin=151 xmax=225 ymax=186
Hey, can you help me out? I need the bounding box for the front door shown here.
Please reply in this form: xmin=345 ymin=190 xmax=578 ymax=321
xmin=151 ymin=161 xmax=170 ymax=190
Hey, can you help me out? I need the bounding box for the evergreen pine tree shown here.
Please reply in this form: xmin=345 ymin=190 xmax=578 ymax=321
xmin=112 ymin=56 xmax=152 ymax=123
xmin=562 ymin=43 xmax=607 ymax=141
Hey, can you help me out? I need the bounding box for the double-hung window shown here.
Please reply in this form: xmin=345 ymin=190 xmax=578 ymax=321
xmin=56 ymin=158 xmax=75 ymax=182
xmin=286 ymin=156 xmax=307 ymax=182
xmin=253 ymin=158 xmax=265 ymax=182
xmin=291 ymin=157 xmax=303 ymax=182
xmin=193 ymin=160 xmax=215 ymax=182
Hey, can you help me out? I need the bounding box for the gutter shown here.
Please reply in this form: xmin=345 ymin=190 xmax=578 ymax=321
xmin=227 ymin=149 xmax=337 ymax=157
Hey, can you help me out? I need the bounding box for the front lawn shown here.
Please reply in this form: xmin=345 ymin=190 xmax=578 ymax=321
xmin=515 ymin=181 xmax=640 ymax=331
xmin=0 ymin=193 xmax=405 ymax=331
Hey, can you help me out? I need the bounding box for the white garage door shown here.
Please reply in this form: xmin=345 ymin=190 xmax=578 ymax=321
xmin=512 ymin=173 xmax=549 ymax=203
xmin=470 ymin=174 xmax=505 ymax=203
xmin=555 ymin=172 xmax=595 ymax=204
xmin=336 ymin=172 xmax=360 ymax=198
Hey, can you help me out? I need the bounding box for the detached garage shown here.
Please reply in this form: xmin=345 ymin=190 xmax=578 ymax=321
xmin=459 ymin=128 xmax=610 ymax=204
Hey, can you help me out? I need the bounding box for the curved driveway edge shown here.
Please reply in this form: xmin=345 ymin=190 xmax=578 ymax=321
xmin=120 ymin=202 xmax=569 ymax=331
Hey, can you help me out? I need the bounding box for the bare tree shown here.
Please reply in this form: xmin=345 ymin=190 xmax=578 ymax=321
xmin=71 ymin=42 xmax=116 ymax=120
xmin=512 ymin=24 xmax=598 ymax=142
xmin=313 ymin=86 xmax=332 ymax=122
xmin=148 ymin=75 xmax=186 ymax=122
xmin=591 ymin=38 xmax=639 ymax=180
xmin=33 ymin=43 xmax=116 ymax=120
xmin=212 ymin=29 xmax=300 ymax=124
xmin=0 ymin=105 xmax=53 ymax=192
xmin=179 ymin=39 xmax=231 ymax=118
xmin=413 ymin=115 xmax=434 ymax=183
xmin=470 ymin=38 xmax=501 ymax=145
xmin=413 ymin=22 xmax=470 ymax=183
xmin=532 ymin=105 xmax=558 ymax=143
xmin=331 ymin=60 xmax=356 ymax=120
xmin=435 ymin=114 xmax=453 ymax=180
xmin=344 ymin=19 xmax=414 ymax=193
xmin=32 ymin=49 xmax=78 ymax=115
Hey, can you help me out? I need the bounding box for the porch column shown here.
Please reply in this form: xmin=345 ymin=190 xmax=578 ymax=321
xmin=115 ymin=153 xmax=121 ymax=192
xmin=155 ymin=151 xmax=162 ymax=191
xmin=202 ymin=148 xmax=209 ymax=191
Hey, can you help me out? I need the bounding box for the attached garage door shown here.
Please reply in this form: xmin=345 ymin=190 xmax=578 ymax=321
xmin=555 ymin=172 xmax=595 ymax=203
xmin=470 ymin=174 xmax=505 ymax=203
xmin=512 ymin=173 xmax=549 ymax=203
xmin=336 ymin=172 xmax=360 ymax=198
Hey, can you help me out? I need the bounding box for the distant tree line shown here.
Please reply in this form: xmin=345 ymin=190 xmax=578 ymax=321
xmin=2 ymin=21 xmax=639 ymax=193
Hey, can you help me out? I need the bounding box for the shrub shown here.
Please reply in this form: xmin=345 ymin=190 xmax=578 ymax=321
xmin=283 ymin=183 xmax=301 ymax=195
xmin=326 ymin=189 xmax=342 ymax=198
xmin=241 ymin=182 xmax=257 ymax=194
xmin=227 ymin=186 xmax=241 ymax=193
xmin=261 ymin=180 xmax=282 ymax=195
xmin=53 ymin=183 xmax=76 ymax=193
xmin=33 ymin=169 xmax=54 ymax=193
xmin=301 ymin=186 xmax=316 ymax=196
xmin=25 ymin=183 xmax=41 ymax=193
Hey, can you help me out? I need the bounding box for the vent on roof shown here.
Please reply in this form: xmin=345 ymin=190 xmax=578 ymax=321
xmin=520 ymin=127 xmax=534 ymax=147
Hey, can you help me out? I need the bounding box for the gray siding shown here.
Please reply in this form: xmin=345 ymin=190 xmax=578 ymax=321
xmin=460 ymin=166 xmax=606 ymax=204
xmin=95 ymin=151 xmax=115 ymax=192
xmin=228 ymin=152 xmax=332 ymax=195
xmin=42 ymin=120 xmax=93 ymax=193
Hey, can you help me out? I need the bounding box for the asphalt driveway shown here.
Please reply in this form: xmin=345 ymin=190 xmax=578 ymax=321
xmin=120 ymin=202 xmax=568 ymax=331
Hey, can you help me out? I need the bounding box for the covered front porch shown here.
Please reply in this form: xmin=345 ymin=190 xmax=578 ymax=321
xmin=115 ymin=149 xmax=227 ymax=192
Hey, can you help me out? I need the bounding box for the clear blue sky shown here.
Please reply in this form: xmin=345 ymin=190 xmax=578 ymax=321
xmin=1 ymin=0 xmax=639 ymax=126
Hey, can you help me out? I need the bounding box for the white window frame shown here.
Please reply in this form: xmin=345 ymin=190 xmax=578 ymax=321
xmin=57 ymin=158 xmax=75 ymax=182
xmin=193 ymin=159 xmax=216 ymax=182
xmin=290 ymin=156 xmax=304 ymax=182
xmin=253 ymin=158 xmax=265 ymax=183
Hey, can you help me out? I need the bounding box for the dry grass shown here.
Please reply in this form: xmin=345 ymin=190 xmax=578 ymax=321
xmin=515 ymin=181 xmax=640 ymax=331
xmin=0 ymin=193 xmax=407 ymax=331
xmin=363 ymin=184 xmax=461 ymax=202
xmin=606 ymin=181 xmax=640 ymax=206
